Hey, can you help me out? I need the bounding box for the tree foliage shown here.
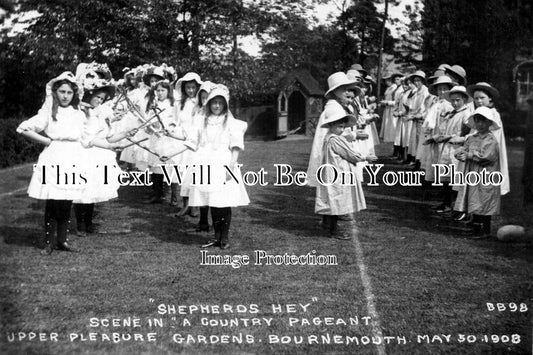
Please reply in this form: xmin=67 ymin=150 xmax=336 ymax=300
xmin=0 ymin=0 xmax=403 ymax=118
xmin=339 ymin=0 xmax=394 ymax=65
xmin=421 ymin=0 xmax=533 ymax=109
xmin=393 ymin=0 xmax=423 ymax=68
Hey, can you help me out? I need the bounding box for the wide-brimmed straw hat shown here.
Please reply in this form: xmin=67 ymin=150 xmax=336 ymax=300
xmin=84 ymin=79 xmax=116 ymax=101
xmin=75 ymin=63 xmax=115 ymax=96
xmin=363 ymin=75 xmax=376 ymax=85
xmin=321 ymin=104 xmax=358 ymax=128
xmin=76 ymin=62 xmax=112 ymax=81
xmin=345 ymin=70 xmax=364 ymax=95
xmin=91 ymin=63 xmax=111 ymax=80
xmin=173 ymin=72 xmax=203 ymax=90
xmin=349 ymin=64 xmax=367 ymax=76
xmin=153 ymin=79 xmax=172 ymax=88
xmin=122 ymin=67 xmax=136 ymax=80
xmin=206 ymin=83 xmax=230 ymax=108
xmin=467 ymin=82 xmax=499 ymax=99
xmin=46 ymin=71 xmax=83 ymax=100
xmin=445 ymin=65 xmax=467 ymax=85
xmin=407 ymin=70 xmax=426 ymax=83
xmin=159 ymin=63 xmax=176 ymax=82
xmin=142 ymin=67 xmax=166 ymax=86
xmin=134 ymin=64 xmax=149 ymax=81
xmin=346 ymin=69 xmax=363 ymax=82
xmin=446 ymin=85 xmax=470 ymax=100
xmin=468 ymin=106 xmax=500 ymax=130
xmin=325 ymin=72 xmax=359 ymax=97
xmin=428 ymin=69 xmax=446 ymax=83
xmin=382 ymin=71 xmax=403 ymax=80
xmin=430 ymin=75 xmax=456 ymax=92
xmin=196 ymin=80 xmax=217 ymax=102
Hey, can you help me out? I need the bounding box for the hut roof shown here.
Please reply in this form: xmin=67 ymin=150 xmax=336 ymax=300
xmin=279 ymin=69 xmax=324 ymax=97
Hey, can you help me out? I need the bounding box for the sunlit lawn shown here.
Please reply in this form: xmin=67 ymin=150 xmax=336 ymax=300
xmin=0 ymin=137 xmax=531 ymax=354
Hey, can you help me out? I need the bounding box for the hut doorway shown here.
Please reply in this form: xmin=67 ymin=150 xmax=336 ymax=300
xmin=277 ymin=69 xmax=324 ymax=137
xmin=288 ymin=90 xmax=306 ymax=134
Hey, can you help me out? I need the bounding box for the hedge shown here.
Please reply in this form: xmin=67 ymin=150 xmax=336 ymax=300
xmin=0 ymin=118 xmax=42 ymax=168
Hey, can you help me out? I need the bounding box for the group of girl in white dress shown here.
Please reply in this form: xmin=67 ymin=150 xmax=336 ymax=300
xmin=17 ymin=63 xmax=249 ymax=255
xmin=17 ymin=61 xmax=510 ymax=254
xmin=309 ymin=63 xmax=509 ymax=240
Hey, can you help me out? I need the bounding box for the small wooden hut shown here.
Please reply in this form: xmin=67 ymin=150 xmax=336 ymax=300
xmin=277 ymin=70 xmax=324 ymax=137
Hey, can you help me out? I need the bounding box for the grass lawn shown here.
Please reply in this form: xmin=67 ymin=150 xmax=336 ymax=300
xmin=0 ymin=137 xmax=531 ymax=355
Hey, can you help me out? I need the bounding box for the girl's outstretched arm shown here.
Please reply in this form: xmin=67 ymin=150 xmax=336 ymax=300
xmin=19 ymin=131 xmax=52 ymax=146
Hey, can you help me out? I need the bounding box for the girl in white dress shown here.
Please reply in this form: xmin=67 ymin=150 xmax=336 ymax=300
xmin=120 ymin=66 xmax=165 ymax=173
xmin=173 ymin=72 xmax=203 ymax=215
xmin=143 ymin=80 xmax=177 ymax=203
xmin=187 ymin=84 xmax=249 ymax=249
xmin=405 ymin=70 xmax=430 ymax=167
xmin=113 ymin=67 xmax=139 ymax=171
xmin=380 ymin=73 xmax=403 ymax=156
xmin=17 ymin=72 xmax=87 ymax=255
xmin=180 ymin=80 xmax=217 ymax=229
xmin=73 ymin=81 xmax=122 ymax=236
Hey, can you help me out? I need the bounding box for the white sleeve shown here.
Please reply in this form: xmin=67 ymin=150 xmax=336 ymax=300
xmin=16 ymin=102 xmax=51 ymax=133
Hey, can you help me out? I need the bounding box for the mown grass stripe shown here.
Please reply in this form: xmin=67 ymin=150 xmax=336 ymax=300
xmin=0 ymin=187 xmax=27 ymax=199
xmin=351 ymin=222 xmax=387 ymax=355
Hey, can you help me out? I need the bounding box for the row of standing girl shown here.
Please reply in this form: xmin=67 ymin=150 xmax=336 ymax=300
xmin=379 ymin=64 xmax=509 ymax=239
xmin=115 ymin=66 xmax=249 ymax=246
xmin=17 ymin=64 xmax=249 ymax=254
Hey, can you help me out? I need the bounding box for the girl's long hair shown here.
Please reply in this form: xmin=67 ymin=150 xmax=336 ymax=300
xmin=145 ymin=81 xmax=174 ymax=112
xmin=196 ymin=89 xmax=207 ymax=109
xmin=124 ymin=73 xmax=137 ymax=91
xmin=204 ymin=97 xmax=228 ymax=125
xmin=51 ymin=80 xmax=80 ymax=121
xmin=180 ymin=80 xmax=199 ymax=110
xmin=199 ymin=97 xmax=229 ymax=147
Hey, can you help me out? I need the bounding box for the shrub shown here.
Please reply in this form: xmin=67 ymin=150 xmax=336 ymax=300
xmin=0 ymin=118 xmax=42 ymax=168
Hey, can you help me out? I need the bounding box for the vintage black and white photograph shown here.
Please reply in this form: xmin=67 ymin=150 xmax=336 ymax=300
xmin=0 ymin=0 xmax=532 ymax=354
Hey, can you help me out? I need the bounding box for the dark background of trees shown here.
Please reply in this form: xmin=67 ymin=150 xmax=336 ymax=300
xmin=421 ymin=0 xmax=533 ymax=116
xmin=0 ymin=0 xmax=398 ymax=120
xmin=0 ymin=0 xmax=531 ymax=122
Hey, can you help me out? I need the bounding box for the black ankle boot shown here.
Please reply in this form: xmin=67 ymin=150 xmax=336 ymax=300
xmin=147 ymin=174 xmax=164 ymax=203
xmin=463 ymin=223 xmax=489 ymax=239
xmin=219 ymin=218 xmax=230 ymax=249
xmin=85 ymin=204 xmax=95 ymax=234
xmin=195 ymin=223 xmax=209 ymax=232
xmin=201 ymin=218 xmax=221 ymax=248
xmin=41 ymin=215 xmax=54 ymax=256
xmin=170 ymin=183 xmax=179 ymax=206
xmin=196 ymin=207 xmax=209 ymax=232
xmin=482 ymin=216 xmax=492 ymax=237
xmin=57 ymin=219 xmax=80 ymax=253
xmin=329 ymin=216 xmax=351 ymax=240
xmin=390 ymin=146 xmax=398 ymax=158
xmin=73 ymin=203 xmax=86 ymax=236
xmin=454 ymin=212 xmax=468 ymax=222
xmin=161 ymin=177 xmax=169 ymax=202
xmin=320 ymin=215 xmax=330 ymax=230
xmin=176 ymin=197 xmax=190 ymax=216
